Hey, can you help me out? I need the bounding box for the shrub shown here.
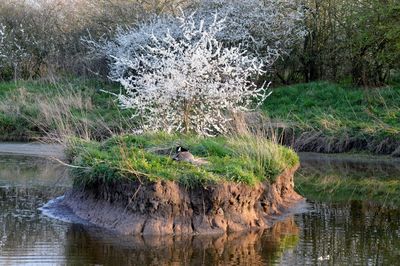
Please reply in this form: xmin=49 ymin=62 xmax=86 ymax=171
xmin=102 ymin=14 xmax=272 ymax=135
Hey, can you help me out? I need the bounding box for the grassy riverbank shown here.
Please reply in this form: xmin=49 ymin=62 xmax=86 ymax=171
xmin=0 ymin=79 xmax=132 ymax=141
xmin=1 ymin=79 xmax=399 ymax=156
xmin=67 ymin=133 xmax=299 ymax=187
xmin=2 ymin=79 xmax=399 ymax=205
xmin=263 ymin=82 xmax=400 ymax=156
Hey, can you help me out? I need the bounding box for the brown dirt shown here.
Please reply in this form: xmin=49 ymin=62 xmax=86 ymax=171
xmin=61 ymin=165 xmax=303 ymax=235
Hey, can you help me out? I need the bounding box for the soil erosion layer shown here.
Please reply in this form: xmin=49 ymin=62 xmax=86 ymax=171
xmin=61 ymin=165 xmax=303 ymax=235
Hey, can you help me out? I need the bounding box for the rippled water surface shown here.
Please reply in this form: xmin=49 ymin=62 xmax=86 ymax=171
xmin=0 ymin=153 xmax=399 ymax=265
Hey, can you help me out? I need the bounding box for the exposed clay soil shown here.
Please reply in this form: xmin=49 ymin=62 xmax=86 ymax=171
xmin=61 ymin=165 xmax=303 ymax=235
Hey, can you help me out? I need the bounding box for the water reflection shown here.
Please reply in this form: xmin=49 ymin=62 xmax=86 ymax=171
xmin=0 ymin=186 xmax=69 ymax=264
xmin=0 ymin=154 xmax=69 ymax=264
xmin=0 ymin=155 xmax=70 ymax=187
xmin=63 ymin=218 xmax=300 ymax=265
xmin=280 ymin=201 xmax=400 ymax=265
xmin=59 ymin=201 xmax=400 ymax=265
xmin=300 ymin=153 xmax=400 ymax=179
xmin=296 ymin=153 xmax=400 ymax=207
xmin=0 ymin=153 xmax=399 ymax=264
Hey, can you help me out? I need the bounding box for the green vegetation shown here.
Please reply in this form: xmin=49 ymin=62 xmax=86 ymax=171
xmin=68 ymin=133 xmax=299 ymax=187
xmin=0 ymin=79 xmax=134 ymax=141
xmin=2 ymin=80 xmax=399 ymax=156
xmin=263 ymin=82 xmax=400 ymax=154
xmin=278 ymin=0 xmax=400 ymax=86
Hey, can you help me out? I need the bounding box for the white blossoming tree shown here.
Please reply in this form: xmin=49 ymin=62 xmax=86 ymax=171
xmin=85 ymin=0 xmax=305 ymax=81
xmin=111 ymin=14 xmax=269 ymax=135
xmin=0 ymin=23 xmax=29 ymax=79
xmin=83 ymin=0 xmax=306 ymax=135
xmin=84 ymin=16 xmax=182 ymax=81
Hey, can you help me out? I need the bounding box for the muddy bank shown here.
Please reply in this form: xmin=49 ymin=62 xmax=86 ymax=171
xmin=61 ymin=165 xmax=303 ymax=235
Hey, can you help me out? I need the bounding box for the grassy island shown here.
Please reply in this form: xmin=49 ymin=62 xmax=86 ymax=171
xmin=67 ymin=133 xmax=299 ymax=187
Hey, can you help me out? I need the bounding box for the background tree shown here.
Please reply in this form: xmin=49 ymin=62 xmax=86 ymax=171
xmin=86 ymin=0 xmax=305 ymax=85
xmin=0 ymin=0 xmax=184 ymax=80
xmin=278 ymin=0 xmax=400 ymax=86
xmin=188 ymin=0 xmax=306 ymax=66
xmin=0 ymin=0 xmax=398 ymax=87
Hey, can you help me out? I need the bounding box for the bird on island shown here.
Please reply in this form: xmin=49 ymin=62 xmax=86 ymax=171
xmin=173 ymin=146 xmax=207 ymax=165
xmin=174 ymin=146 xmax=195 ymax=162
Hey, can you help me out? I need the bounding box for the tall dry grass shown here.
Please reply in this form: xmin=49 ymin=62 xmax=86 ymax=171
xmin=226 ymin=111 xmax=299 ymax=182
xmin=228 ymin=110 xmax=295 ymax=145
xmin=0 ymin=83 xmax=132 ymax=144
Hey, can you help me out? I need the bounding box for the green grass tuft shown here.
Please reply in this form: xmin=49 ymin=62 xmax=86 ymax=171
xmin=68 ymin=133 xmax=299 ymax=188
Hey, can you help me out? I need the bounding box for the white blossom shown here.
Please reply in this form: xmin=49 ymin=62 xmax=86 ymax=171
xmin=0 ymin=24 xmax=6 ymax=62
xmin=110 ymin=14 xmax=270 ymax=136
xmin=0 ymin=23 xmax=29 ymax=70
xmin=84 ymin=1 xmax=306 ymax=135
xmin=85 ymin=0 xmax=305 ymax=79
xmin=190 ymin=0 xmax=306 ymax=65
xmin=84 ymin=16 xmax=181 ymax=80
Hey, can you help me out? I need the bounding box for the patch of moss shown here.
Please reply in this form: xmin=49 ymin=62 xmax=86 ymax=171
xmin=68 ymin=133 xmax=299 ymax=188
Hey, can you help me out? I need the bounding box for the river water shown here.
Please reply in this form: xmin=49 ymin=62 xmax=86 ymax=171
xmin=0 ymin=151 xmax=399 ymax=265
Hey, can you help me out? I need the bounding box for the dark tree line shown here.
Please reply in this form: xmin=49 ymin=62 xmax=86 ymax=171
xmin=277 ymin=0 xmax=400 ymax=86
xmin=0 ymin=0 xmax=399 ymax=87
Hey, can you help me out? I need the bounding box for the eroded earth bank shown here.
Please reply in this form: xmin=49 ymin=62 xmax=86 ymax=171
xmin=60 ymin=165 xmax=303 ymax=235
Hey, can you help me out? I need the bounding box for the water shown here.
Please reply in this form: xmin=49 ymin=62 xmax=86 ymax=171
xmin=0 ymin=153 xmax=399 ymax=265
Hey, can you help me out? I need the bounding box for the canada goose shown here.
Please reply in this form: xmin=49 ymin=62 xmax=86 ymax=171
xmin=173 ymin=146 xmax=207 ymax=165
xmin=174 ymin=146 xmax=195 ymax=162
